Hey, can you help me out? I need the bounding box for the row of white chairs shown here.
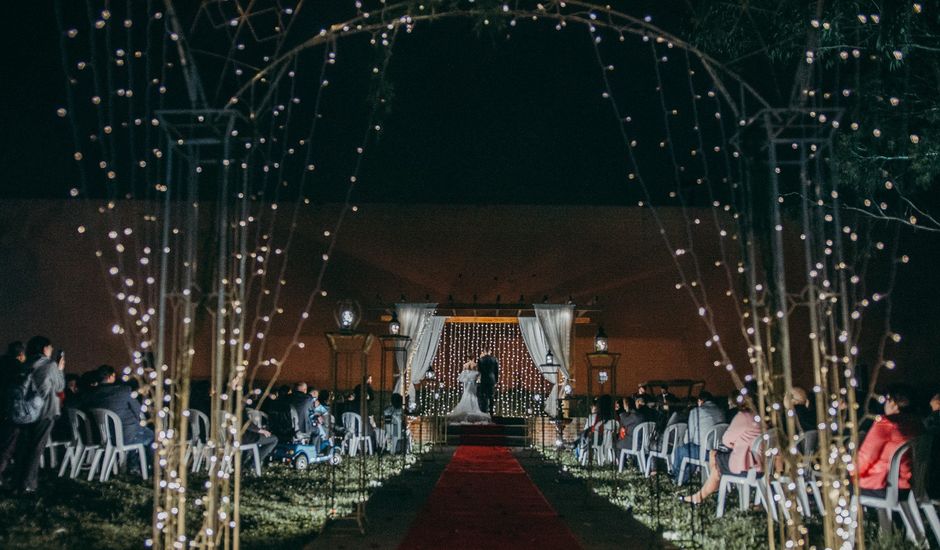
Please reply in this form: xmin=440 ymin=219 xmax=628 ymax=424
xmin=52 ymin=408 xmax=148 ymax=482
xmin=607 ymin=417 xmax=940 ymax=546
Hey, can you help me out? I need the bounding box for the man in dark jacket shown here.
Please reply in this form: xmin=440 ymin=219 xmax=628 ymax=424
xmin=476 ymin=349 xmax=499 ymax=414
xmin=84 ymin=365 xmax=153 ymax=467
xmin=286 ymin=382 xmax=316 ymax=436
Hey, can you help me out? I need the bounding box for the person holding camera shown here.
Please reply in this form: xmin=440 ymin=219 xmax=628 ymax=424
xmin=0 ymin=336 xmax=65 ymax=493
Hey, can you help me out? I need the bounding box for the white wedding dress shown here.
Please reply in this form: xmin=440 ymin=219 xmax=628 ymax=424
xmin=446 ymin=369 xmax=492 ymax=424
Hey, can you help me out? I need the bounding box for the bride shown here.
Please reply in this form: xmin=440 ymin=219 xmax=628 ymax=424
xmin=446 ymin=357 xmax=492 ymax=424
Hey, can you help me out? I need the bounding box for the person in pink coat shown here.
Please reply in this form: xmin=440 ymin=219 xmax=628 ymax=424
xmin=683 ymin=388 xmax=763 ymax=504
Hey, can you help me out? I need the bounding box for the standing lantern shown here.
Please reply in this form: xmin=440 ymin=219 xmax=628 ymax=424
xmin=325 ymin=311 xmax=373 ymax=534
xmin=594 ymin=326 xmax=609 ymax=352
xmin=387 ymin=311 xmax=402 ymax=335
xmin=585 ymin=327 xmax=620 ymax=401
xmin=334 ymin=299 xmax=362 ymax=332
xmin=379 ymin=325 xmax=411 ymax=473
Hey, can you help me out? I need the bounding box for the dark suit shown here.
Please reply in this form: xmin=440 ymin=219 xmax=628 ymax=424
xmin=285 ymin=392 xmax=316 ymax=435
xmin=476 ymin=354 xmax=499 ymax=414
xmin=84 ymin=383 xmax=154 ymax=448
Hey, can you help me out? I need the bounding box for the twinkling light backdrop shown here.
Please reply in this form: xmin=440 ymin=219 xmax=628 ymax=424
xmin=417 ymin=321 xmax=551 ymax=418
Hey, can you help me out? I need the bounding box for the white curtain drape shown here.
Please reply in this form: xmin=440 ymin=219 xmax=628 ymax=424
xmin=393 ymin=304 xmax=445 ymax=402
xmin=518 ymin=317 xmax=559 ymax=416
xmin=532 ymin=304 xmax=574 ymax=415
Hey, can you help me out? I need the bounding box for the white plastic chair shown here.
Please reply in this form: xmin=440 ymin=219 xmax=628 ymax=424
xmin=618 ymin=421 xmax=655 ymax=473
xmin=230 ymin=415 xmax=263 ymax=477
xmin=587 ymin=419 xmax=618 ymax=466
xmin=717 ymin=433 xmax=775 ymax=519
xmin=42 ymin=429 xmax=71 ymax=470
xmin=384 ymin=413 xmax=411 ymax=455
xmin=770 ymin=430 xmax=819 ymax=520
xmin=851 ymin=441 xmax=922 ymax=544
xmin=644 ymin=422 xmax=688 ymax=476
xmin=677 ymin=422 xmax=728 ymax=485
xmin=187 ymin=410 xmax=210 ymax=472
xmin=57 ymin=408 xmax=105 ymax=480
xmin=342 ymin=412 xmax=373 ymax=457
xmin=90 ymin=408 xmax=148 ymax=481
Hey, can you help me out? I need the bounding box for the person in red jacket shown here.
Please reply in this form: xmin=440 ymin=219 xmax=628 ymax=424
xmin=857 ymin=385 xmax=923 ymax=495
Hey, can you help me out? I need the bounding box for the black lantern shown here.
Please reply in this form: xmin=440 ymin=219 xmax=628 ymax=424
xmin=594 ymin=326 xmax=609 ymax=352
xmin=545 ymin=349 xmax=555 ymax=366
xmin=388 ymin=311 xmax=401 ymax=335
xmin=334 ymin=299 xmax=361 ymax=332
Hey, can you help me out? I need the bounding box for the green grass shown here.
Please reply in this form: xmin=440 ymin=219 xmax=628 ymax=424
xmin=538 ymin=447 xmax=921 ymax=550
xmin=0 ymin=451 xmax=424 ymax=550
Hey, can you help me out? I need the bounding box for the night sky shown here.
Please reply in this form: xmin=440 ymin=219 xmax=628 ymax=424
xmin=1 ymin=0 xmax=701 ymax=206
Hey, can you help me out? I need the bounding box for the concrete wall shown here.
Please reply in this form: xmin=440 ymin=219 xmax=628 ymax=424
xmin=1 ymin=200 xmax=935 ymax=401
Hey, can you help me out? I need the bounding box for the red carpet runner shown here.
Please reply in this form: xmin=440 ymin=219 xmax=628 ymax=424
xmin=398 ymin=446 xmax=582 ymax=549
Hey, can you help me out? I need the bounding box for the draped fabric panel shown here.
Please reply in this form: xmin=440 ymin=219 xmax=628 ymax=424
xmin=533 ymin=304 xmax=574 ymax=415
xmin=393 ymin=303 xmax=444 ymax=402
xmin=518 ymin=316 xmax=560 ymax=417
xmin=407 ymin=316 xmax=446 ymax=401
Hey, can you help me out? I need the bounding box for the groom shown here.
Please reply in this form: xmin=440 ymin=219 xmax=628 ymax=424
xmin=476 ymin=347 xmax=499 ymax=415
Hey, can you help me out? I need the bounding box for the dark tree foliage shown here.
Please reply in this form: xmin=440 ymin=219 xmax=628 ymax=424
xmin=687 ymin=1 xmax=940 ymax=203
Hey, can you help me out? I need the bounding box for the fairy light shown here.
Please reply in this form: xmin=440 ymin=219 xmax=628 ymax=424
xmin=419 ymin=321 xmax=549 ymax=417
xmin=55 ymin=1 xmax=923 ymax=548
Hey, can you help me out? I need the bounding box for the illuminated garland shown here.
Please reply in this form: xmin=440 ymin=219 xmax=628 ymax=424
xmin=418 ymin=322 xmax=552 ymax=418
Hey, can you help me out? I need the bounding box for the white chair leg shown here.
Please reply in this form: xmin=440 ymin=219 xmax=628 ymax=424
xmin=252 ymin=447 xmax=261 ymax=476
xmin=795 ymin=477 xmax=813 ymax=517
xmin=677 ymin=459 xmax=688 ymax=485
xmin=716 ymin=478 xmax=729 ymax=518
xmin=920 ymin=503 xmax=940 ymax=545
xmin=86 ymin=450 xmax=102 ymax=481
xmin=58 ymin=446 xmax=77 ymax=478
xmin=138 ymin=447 xmax=148 ymax=480
xmin=809 ymin=477 xmax=825 ymax=515
xmin=739 ymin=484 xmax=750 ymax=510
xmin=898 ymin=497 xmax=924 ymax=544
xmin=101 ymin=449 xmax=118 ymax=482
xmin=618 ymin=450 xmax=627 ymax=473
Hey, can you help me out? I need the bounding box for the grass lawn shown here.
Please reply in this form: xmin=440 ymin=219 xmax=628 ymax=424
xmin=539 ymin=448 xmax=921 ymax=550
xmin=0 ymin=452 xmax=420 ymax=549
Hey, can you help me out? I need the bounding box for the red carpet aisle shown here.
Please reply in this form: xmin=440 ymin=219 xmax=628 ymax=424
xmin=398 ymin=446 xmax=583 ymax=550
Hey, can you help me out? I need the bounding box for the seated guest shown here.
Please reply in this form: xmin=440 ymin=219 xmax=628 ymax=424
xmin=788 ymin=386 xmax=816 ymax=432
xmin=382 ymin=393 xmax=406 ymax=454
xmin=52 ymin=373 xmax=83 ymax=441
xmin=241 ymin=419 xmax=278 ymax=469
xmin=683 ymin=389 xmax=762 ymax=503
xmin=857 ymin=385 xmax=923 ymax=496
xmin=646 ymin=396 xmax=686 ymax=473
xmin=615 ymin=397 xmax=654 ymax=453
xmin=286 ymin=382 xmax=316 ymax=436
xmin=312 ymin=390 xmax=329 ymax=417
xmin=673 ymin=391 xmax=726 ymax=484
xmin=84 ymin=365 xmax=154 ymax=469
xmin=63 ymin=374 xmax=81 ymax=407
xmin=578 ymin=395 xmax=615 ymax=459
